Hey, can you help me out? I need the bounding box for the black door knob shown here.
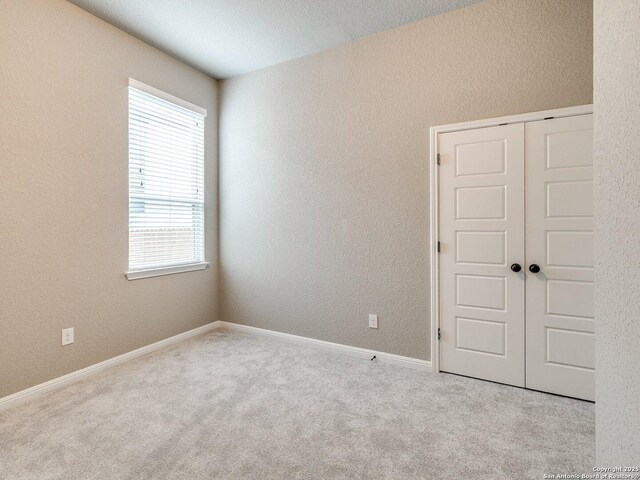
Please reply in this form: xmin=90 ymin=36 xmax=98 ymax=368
xmin=529 ymin=264 xmax=541 ymax=273
xmin=510 ymin=263 xmax=522 ymax=272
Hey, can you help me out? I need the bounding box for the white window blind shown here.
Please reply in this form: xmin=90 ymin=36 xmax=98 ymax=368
xmin=128 ymin=80 xmax=206 ymax=274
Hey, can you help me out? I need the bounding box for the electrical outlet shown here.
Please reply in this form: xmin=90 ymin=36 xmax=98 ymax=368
xmin=368 ymin=314 xmax=378 ymax=329
xmin=62 ymin=327 xmax=74 ymax=346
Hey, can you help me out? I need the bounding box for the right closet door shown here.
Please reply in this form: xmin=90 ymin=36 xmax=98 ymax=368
xmin=525 ymin=114 xmax=594 ymax=401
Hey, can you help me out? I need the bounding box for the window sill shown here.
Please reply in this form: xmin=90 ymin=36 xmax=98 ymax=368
xmin=125 ymin=262 xmax=209 ymax=281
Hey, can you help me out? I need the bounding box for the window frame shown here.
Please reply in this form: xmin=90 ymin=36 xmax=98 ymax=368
xmin=125 ymin=79 xmax=208 ymax=280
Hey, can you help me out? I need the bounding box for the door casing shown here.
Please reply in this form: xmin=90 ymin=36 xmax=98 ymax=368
xmin=428 ymin=104 xmax=594 ymax=374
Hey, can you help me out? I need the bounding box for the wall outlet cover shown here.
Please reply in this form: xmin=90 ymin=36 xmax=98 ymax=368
xmin=368 ymin=314 xmax=378 ymax=329
xmin=62 ymin=327 xmax=74 ymax=346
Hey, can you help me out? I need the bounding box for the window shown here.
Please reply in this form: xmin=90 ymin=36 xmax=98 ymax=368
xmin=126 ymin=79 xmax=207 ymax=280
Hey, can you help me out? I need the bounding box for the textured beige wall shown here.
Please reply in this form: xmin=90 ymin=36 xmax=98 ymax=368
xmin=0 ymin=0 xmax=218 ymax=398
xmin=594 ymin=0 xmax=640 ymax=465
xmin=219 ymin=0 xmax=593 ymax=360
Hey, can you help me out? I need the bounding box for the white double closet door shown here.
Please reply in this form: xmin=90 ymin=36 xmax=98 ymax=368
xmin=438 ymin=114 xmax=594 ymax=401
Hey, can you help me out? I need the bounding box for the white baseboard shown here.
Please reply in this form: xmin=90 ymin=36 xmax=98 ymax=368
xmin=0 ymin=321 xmax=223 ymax=413
xmin=219 ymin=321 xmax=432 ymax=372
xmin=1 ymin=320 xmax=431 ymax=413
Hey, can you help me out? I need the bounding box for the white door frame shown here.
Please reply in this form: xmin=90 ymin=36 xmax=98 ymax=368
xmin=428 ymin=104 xmax=593 ymax=373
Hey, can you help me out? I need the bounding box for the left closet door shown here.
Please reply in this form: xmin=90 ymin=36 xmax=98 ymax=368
xmin=438 ymin=123 xmax=526 ymax=387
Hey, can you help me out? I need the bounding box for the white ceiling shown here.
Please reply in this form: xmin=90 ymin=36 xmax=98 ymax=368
xmin=68 ymin=0 xmax=482 ymax=79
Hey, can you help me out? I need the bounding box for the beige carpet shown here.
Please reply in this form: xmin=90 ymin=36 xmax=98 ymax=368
xmin=0 ymin=329 xmax=594 ymax=479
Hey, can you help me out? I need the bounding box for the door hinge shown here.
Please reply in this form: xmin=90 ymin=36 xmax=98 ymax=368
xmin=437 ymin=153 xmax=441 ymax=166
xmin=437 ymin=328 xmax=441 ymax=340
xmin=437 ymin=241 xmax=441 ymax=253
